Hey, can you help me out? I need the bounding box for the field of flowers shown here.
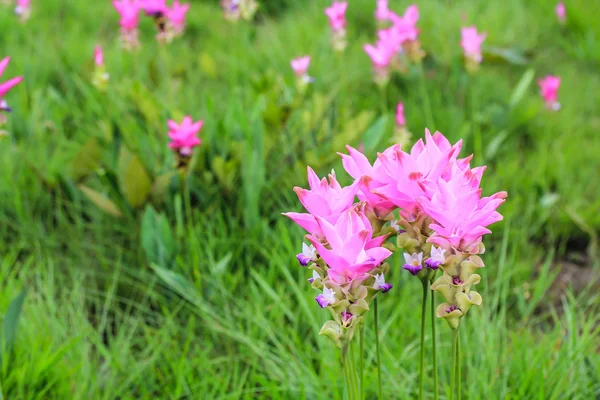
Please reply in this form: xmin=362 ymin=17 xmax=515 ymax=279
xmin=0 ymin=0 xmax=599 ymax=398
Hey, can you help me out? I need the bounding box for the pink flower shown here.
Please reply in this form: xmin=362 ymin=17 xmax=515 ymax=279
xmin=370 ymin=130 xmax=462 ymax=215
xmin=140 ymin=0 xmax=167 ymax=15
xmin=283 ymin=167 xmax=359 ymax=236
xmin=396 ymin=103 xmax=406 ymax=127
xmin=15 ymin=0 xmax=31 ymax=19
xmin=461 ymin=26 xmax=487 ymax=63
xmin=94 ymin=46 xmax=104 ymax=67
xmin=538 ymin=75 xmax=561 ymax=111
xmin=375 ymin=0 xmax=388 ymax=21
xmin=167 ymin=116 xmax=203 ymax=156
xmin=388 ymin=4 xmax=420 ymax=43
xmin=417 ymin=168 xmax=507 ymax=251
xmin=167 ymin=1 xmax=190 ymax=31
xmin=307 ymin=207 xmax=392 ymax=284
xmin=290 ymin=56 xmax=311 ymax=77
xmin=364 ymin=41 xmax=395 ymax=69
xmin=325 ymin=1 xmax=347 ymax=32
xmin=0 ymin=57 xmax=23 ymax=101
xmin=555 ymin=2 xmax=566 ymax=23
xmin=113 ymin=0 xmax=141 ymax=30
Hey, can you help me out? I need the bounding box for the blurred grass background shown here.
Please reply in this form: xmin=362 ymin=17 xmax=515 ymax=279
xmin=0 ymin=0 xmax=599 ymax=398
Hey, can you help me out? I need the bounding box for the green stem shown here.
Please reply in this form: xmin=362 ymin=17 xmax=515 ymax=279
xmin=418 ymin=63 xmax=435 ymax=129
xmin=343 ymin=345 xmax=355 ymax=400
xmin=182 ymin=172 xmax=193 ymax=227
xmin=470 ymin=78 xmax=483 ymax=164
xmin=419 ymin=279 xmax=428 ymax=400
xmin=350 ymin=340 xmax=360 ymax=399
xmin=457 ymin=332 xmax=461 ymax=400
xmin=374 ymin=298 xmax=383 ymax=400
xmin=431 ymin=289 xmax=439 ymax=400
xmin=359 ymin=324 xmax=365 ymax=400
xmin=450 ymin=329 xmax=458 ymax=400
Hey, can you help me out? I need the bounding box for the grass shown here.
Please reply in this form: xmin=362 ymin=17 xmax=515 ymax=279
xmin=1 ymin=0 xmax=599 ymax=398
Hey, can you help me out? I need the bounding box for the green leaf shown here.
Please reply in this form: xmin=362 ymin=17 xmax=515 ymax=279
xmin=118 ymin=147 xmax=152 ymax=208
xmin=141 ymin=205 xmax=176 ymax=266
xmin=79 ymin=185 xmax=123 ymax=217
xmin=1 ymin=289 xmax=27 ymax=358
xmin=151 ymin=172 xmax=175 ymax=201
xmin=199 ymin=52 xmax=218 ymax=79
xmin=484 ymin=47 xmax=529 ymax=66
xmin=151 ymin=264 xmax=201 ymax=305
xmin=70 ymin=137 xmax=103 ymax=181
xmin=485 ymin=130 xmax=510 ymax=160
xmin=509 ymin=68 xmax=536 ymax=108
xmin=362 ymin=115 xmax=388 ymax=154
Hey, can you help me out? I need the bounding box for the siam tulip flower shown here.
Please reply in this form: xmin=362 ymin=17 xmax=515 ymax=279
xmin=425 ymin=246 xmax=445 ymax=270
xmin=283 ymin=167 xmax=359 ymax=237
xmin=0 ymin=57 xmax=23 ymax=125
xmin=113 ymin=0 xmax=141 ymax=49
xmin=403 ymin=252 xmax=423 ymax=275
xmin=461 ymin=26 xmax=487 ymax=72
xmin=94 ymin=46 xmax=104 ymax=67
xmin=396 ymin=103 xmax=406 ymax=127
xmin=14 ymin=0 xmax=30 ymax=22
xmin=290 ymin=56 xmax=313 ymax=89
xmin=555 ymin=2 xmax=566 ymax=24
xmin=374 ymin=0 xmax=388 ymax=22
xmin=296 ymin=243 xmax=318 ymax=266
xmin=167 ymin=116 xmax=203 ymax=157
xmin=325 ymin=1 xmax=348 ymax=52
xmin=307 ymin=207 xmax=392 ymax=284
xmin=316 ymin=286 xmax=337 ymax=308
xmin=92 ymin=46 xmax=110 ymax=90
xmin=167 ymin=1 xmax=190 ymax=36
xmin=364 ymin=40 xmax=395 ymax=86
xmin=140 ymin=0 xmax=167 ymax=16
xmin=538 ymin=75 xmax=561 ymax=111
xmin=387 ymin=5 xmax=424 ymax=62
xmin=374 ymin=273 xmax=393 ymax=293
xmin=392 ymin=102 xmax=412 ymax=148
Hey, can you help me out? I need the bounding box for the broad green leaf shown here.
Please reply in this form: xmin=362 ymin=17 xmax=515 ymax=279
xmin=118 ymin=147 xmax=152 ymax=208
xmin=79 ymin=185 xmax=123 ymax=217
xmin=70 ymin=137 xmax=103 ymax=181
xmin=151 ymin=172 xmax=175 ymax=201
xmin=362 ymin=115 xmax=388 ymax=154
xmin=1 ymin=289 xmax=27 ymax=358
xmin=509 ymin=68 xmax=536 ymax=108
xmin=484 ymin=47 xmax=529 ymax=66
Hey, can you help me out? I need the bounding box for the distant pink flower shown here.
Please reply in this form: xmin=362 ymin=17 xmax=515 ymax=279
xmin=15 ymin=0 xmax=31 ymax=20
xmin=325 ymin=1 xmax=347 ymax=32
xmin=167 ymin=116 xmax=203 ymax=156
xmin=140 ymin=0 xmax=167 ymax=15
xmin=555 ymin=2 xmax=566 ymax=23
xmin=388 ymin=4 xmax=420 ymax=43
xmin=364 ymin=41 xmax=394 ymax=69
xmin=375 ymin=0 xmax=388 ymax=21
xmin=283 ymin=167 xmax=359 ymax=236
xmin=417 ymin=167 xmax=507 ymax=251
xmin=113 ymin=0 xmax=140 ymax=30
xmin=307 ymin=208 xmax=392 ymax=284
xmin=461 ymin=26 xmax=487 ymax=63
xmin=290 ymin=56 xmax=311 ymax=77
xmin=538 ymin=75 xmax=561 ymax=110
xmin=94 ymin=46 xmax=104 ymax=67
xmin=396 ymin=103 xmax=406 ymax=127
xmin=0 ymin=57 xmax=23 ymax=104
xmin=167 ymin=1 xmax=190 ymax=33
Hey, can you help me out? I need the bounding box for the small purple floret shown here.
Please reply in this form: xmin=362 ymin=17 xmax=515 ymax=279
xmin=445 ymin=304 xmax=458 ymax=313
xmin=403 ymin=263 xmax=422 ymax=276
xmin=296 ymin=253 xmax=311 ymax=266
xmin=308 ymin=277 xmax=315 ymax=283
xmin=452 ymin=276 xmax=463 ymax=285
xmin=397 ymin=229 xmax=406 ymax=234
xmin=379 ymin=283 xmax=393 ymax=293
xmin=425 ymin=259 xmax=441 ymax=270
xmin=341 ymin=311 xmax=353 ymax=323
xmin=315 ymin=294 xmax=329 ymax=308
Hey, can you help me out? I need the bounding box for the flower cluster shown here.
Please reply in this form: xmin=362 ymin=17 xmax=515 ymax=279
xmin=92 ymin=46 xmax=110 ymax=91
xmin=538 ymin=75 xmax=561 ymax=111
xmin=0 ymin=57 xmax=23 ymax=128
xmin=364 ymin=4 xmax=423 ymax=85
xmin=290 ymin=56 xmax=313 ymax=91
xmin=113 ymin=0 xmax=190 ymax=48
xmin=460 ymin=26 xmax=487 ymax=73
xmin=325 ymin=1 xmax=348 ymax=52
xmin=167 ymin=116 xmax=203 ymax=170
xmin=221 ymin=0 xmax=258 ymax=22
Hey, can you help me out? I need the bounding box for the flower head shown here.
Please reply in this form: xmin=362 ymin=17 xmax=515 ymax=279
xmin=283 ymin=167 xmax=359 ymax=236
xmin=167 ymin=1 xmax=190 ymax=33
xmin=374 ymin=273 xmax=393 ymax=293
xmin=538 ymin=75 xmax=561 ymax=111
xmin=425 ymin=246 xmax=445 ymax=270
xmin=296 ymin=243 xmax=318 ymax=266
xmin=140 ymin=0 xmax=167 ymax=15
xmin=0 ymin=57 xmax=23 ymax=102
xmin=290 ymin=56 xmax=311 ymax=78
xmin=403 ymin=252 xmax=423 ymax=275
xmin=387 ymin=5 xmax=420 ymax=43
xmin=461 ymin=26 xmax=487 ymax=64
xmin=167 ymin=116 xmax=203 ymax=156
xmin=396 ymin=103 xmax=406 ymax=127
xmin=307 ymin=208 xmax=392 ymax=284
xmin=113 ymin=0 xmax=141 ymax=30
xmin=316 ymin=286 xmax=337 ymax=308
xmin=555 ymin=2 xmax=566 ymax=23
xmin=375 ymin=0 xmax=388 ymax=21
xmin=325 ymin=1 xmax=347 ymax=32
xmin=94 ymin=46 xmax=104 ymax=67
xmin=364 ymin=41 xmax=395 ymax=69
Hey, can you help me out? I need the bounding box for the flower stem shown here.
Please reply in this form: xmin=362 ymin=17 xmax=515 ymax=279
xmin=450 ymin=329 xmax=458 ymax=400
xmin=457 ymin=331 xmax=462 ymax=400
xmin=374 ymin=298 xmax=383 ymax=400
xmin=431 ymin=289 xmax=438 ymax=400
xmin=419 ymin=279 xmax=428 ymax=400
xmin=343 ymin=345 xmax=354 ymax=400
xmin=359 ymin=324 xmax=365 ymax=400
xmin=350 ymin=340 xmax=360 ymax=399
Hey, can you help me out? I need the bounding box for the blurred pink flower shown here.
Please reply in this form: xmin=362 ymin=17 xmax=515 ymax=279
xmin=461 ymin=26 xmax=487 ymax=63
xmin=555 ymin=2 xmax=566 ymax=23
xmin=167 ymin=1 xmax=190 ymax=33
xmin=307 ymin=208 xmax=392 ymax=284
xmin=0 ymin=57 xmax=23 ymax=101
xmin=290 ymin=56 xmax=311 ymax=77
xmin=325 ymin=1 xmax=347 ymax=32
xmin=94 ymin=46 xmax=104 ymax=66
xmin=15 ymin=0 xmax=31 ymax=20
xmin=283 ymin=167 xmax=359 ymax=236
xmin=375 ymin=0 xmax=388 ymax=21
xmin=113 ymin=0 xmax=141 ymax=30
xmin=364 ymin=41 xmax=394 ymax=69
xmin=140 ymin=0 xmax=167 ymax=15
xmin=538 ymin=75 xmax=561 ymax=111
xmin=388 ymin=4 xmax=420 ymax=43
xmin=396 ymin=103 xmax=406 ymax=127
xmin=168 ymin=116 xmax=203 ymax=156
